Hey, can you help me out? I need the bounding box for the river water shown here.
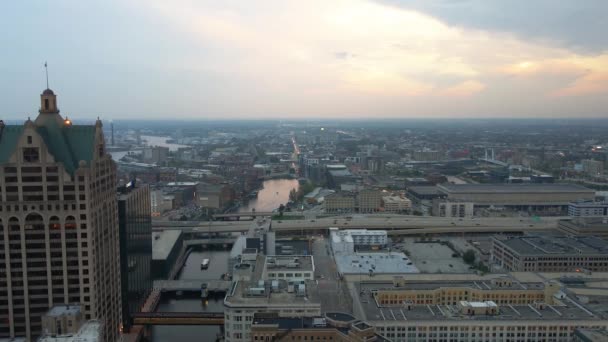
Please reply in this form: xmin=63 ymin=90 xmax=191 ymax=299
xmin=150 ymin=178 xmax=299 ymax=341
xmin=141 ymin=135 xmax=189 ymax=151
xmin=238 ymin=179 xmax=299 ymax=213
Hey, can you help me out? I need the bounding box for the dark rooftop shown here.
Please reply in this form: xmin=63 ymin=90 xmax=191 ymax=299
xmin=438 ymin=183 xmax=593 ymax=194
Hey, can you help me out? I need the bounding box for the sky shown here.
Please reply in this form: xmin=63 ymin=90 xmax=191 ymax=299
xmin=1 ymin=0 xmax=607 ymax=120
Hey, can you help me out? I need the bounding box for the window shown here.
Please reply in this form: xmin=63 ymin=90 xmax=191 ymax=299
xmin=27 ymin=136 xmax=32 ymax=144
xmin=23 ymin=147 xmax=40 ymax=162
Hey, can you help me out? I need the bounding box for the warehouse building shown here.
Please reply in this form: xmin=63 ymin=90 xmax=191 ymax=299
xmin=491 ymin=234 xmax=608 ymax=272
xmin=437 ymin=183 xmax=594 ymax=215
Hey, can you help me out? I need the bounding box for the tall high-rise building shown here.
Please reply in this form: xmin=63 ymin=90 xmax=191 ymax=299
xmin=117 ymin=182 xmax=152 ymax=332
xmin=0 ymin=88 xmax=121 ymax=341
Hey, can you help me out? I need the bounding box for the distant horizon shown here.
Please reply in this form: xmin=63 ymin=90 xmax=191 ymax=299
xmin=5 ymin=114 xmax=608 ymax=124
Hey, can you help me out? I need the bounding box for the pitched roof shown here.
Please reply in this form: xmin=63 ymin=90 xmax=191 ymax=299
xmin=0 ymin=125 xmax=24 ymax=163
xmin=0 ymin=118 xmax=97 ymax=175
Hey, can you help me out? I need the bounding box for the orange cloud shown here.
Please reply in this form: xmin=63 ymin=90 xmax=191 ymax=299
xmin=552 ymin=72 xmax=608 ymax=96
xmin=440 ymin=80 xmax=485 ymax=97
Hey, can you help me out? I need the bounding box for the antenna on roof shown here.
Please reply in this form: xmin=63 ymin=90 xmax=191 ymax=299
xmin=44 ymin=61 xmax=49 ymax=89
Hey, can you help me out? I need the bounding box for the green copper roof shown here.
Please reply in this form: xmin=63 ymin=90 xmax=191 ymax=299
xmin=0 ymin=118 xmax=97 ymax=175
xmin=0 ymin=125 xmax=24 ymax=163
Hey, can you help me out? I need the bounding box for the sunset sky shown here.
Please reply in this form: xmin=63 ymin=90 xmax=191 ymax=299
xmin=1 ymin=0 xmax=607 ymax=119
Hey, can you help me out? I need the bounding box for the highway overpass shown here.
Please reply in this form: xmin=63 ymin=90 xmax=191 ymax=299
xmin=152 ymin=215 xmax=564 ymax=235
xmin=271 ymin=216 xmax=563 ymax=233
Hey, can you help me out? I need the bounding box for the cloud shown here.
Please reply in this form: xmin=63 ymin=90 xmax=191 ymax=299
xmin=5 ymin=0 xmax=605 ymax=118
xmin=552 ymin=72 xmax=608 ymax=97
xmin=500 ymin=54 xmax=608 ymax=96
xmin=378 ymin=0 xmax=608 ymax=53
xmin=440 ymin=80 xmax=485 ymax=97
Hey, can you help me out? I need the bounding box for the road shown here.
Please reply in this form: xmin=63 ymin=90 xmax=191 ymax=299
xmin=152 ymin=215 xmax=565 ymax=234
xmin=310 ymin=236 xmax=353 ymax=313
xmin=272 ymin=215 xmax=563 ymax=232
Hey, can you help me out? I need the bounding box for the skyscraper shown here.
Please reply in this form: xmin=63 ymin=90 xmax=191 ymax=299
xmin=0 ymin=88 xmax=121 ymax=341
xmin=117 ymin=182 xmax=152 ymax=333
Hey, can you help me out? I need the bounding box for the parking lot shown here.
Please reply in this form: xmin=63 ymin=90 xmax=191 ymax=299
xmin=397 ymin=238 xmax=472 ymax=273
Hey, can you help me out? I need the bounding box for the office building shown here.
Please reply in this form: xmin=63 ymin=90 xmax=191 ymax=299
xmin=568 ymin=201 xmax=608 ymax=217
xmin=325 ymin=192 xmax=356 ymax=213
xmin=117 ymin=183 xmax=152 ymax=332
xmin=491 ymin=235 xmax=608 ymax=272
xmin=412 ymin=150 xmax=443 ymax=161
xmin=151 ymin=230 xmax=184 ymax=280
xmin=330 ymin=229 xmax=388 ymax=254
xmin=224 ymin=256 xmax=322 ymax=342
xmin=432 ymin=199 xmax=474 ymax=217
xmin=357 ymin=189 xmax=382 ymax=213
xmin=0 ymin=89 xmax=121 ymax=341
xmin=142 ymin=146 xmax=169 ymax=164
xmin=437 ymin=183 xmax=594 ymax=215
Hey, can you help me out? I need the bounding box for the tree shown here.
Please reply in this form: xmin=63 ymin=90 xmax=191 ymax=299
xmin=278 ymin=204 xmax=286 ymax=217
xmin=463 ymin=249 xmax=476 ymax=265
xmin=289 ymin=188 xmax=298 ymax=202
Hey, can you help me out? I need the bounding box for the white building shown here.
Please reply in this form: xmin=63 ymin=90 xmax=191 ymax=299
xmin=224 ymin=255 xmax=321 ymax=342
xmin=432 ymin=199 xmax=474 ymax=218
xmin=330 ymin=228 xmax=387 ymax=254
xmin=568 ymin=201 xmax=608 ymax=217
xmin=262 ymin=256 xmax=315 ymax=282
xmin=382 ymin=195 xmax=412 ymax=213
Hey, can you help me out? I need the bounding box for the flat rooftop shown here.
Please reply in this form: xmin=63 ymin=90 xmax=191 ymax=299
xmin=359 ymin=279 xmax=542 ymax=292
xmin=38 ymin=320 xmax=101 ymax=342
xmin=264 ymin=255 xmax=314 ymax=272
xmin=152 ymin=230 xmax=182 ymax=260
xmin=226 ymin=279 xmax=320 ymax=307
xmin=355 ymin=282 xmax=601 ymax=322
xmin=46 ymin=305 xmax=81 ymax=317
xmin=494 ymin=235 xmax=608 ymax=256
xmin=407 ymin=186 xmax=442 ymax=196
xmin=335 ymin=252 xmax=419 ymax=275
xmin=439 ymin=183 xmax=593 ymax=194
xmin=227 ymin=255 xmax=329 ymax=309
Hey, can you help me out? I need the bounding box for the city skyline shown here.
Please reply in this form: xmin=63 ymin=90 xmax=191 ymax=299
xmin=2 ymin=0 xmax=607 ymax=120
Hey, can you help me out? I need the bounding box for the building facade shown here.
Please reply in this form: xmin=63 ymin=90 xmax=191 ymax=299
xmin=357 ymin=189 xmax=383 ymax=213
xmin=382 ymin=196 xmax=411 ymax=213
xmin=325 ymin=192 xmax=356 ymax=213
xmin=568 ymin=201 xmax=608 ymax=217
xmin=0 ymin=89 xmax=121 ymax=341
xmin=118 ymin=183 xmax=152 ymax=332
xmin=432 ymin=199 xmax=474 ymax=217
xmin=492 ymin=235 xmax=608 ymax=272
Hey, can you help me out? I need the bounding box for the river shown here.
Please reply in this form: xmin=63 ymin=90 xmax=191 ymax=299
xmin=238 ymin=179 xmax=300 ymax=213
xmin=150 ymin=178 xmax=299 ymax=341
xmin=141 ymin=135 xmax=189 ymax=151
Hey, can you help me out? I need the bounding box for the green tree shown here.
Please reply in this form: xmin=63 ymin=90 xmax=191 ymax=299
xmin=463 ymin=249 xmax=476 ymax=265
xmin=289 ymin=188 xmax=298 ymax=202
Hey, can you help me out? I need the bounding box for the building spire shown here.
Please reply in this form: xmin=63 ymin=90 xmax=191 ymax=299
xmin=44 ymin=61 xmax=49 ymax=89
